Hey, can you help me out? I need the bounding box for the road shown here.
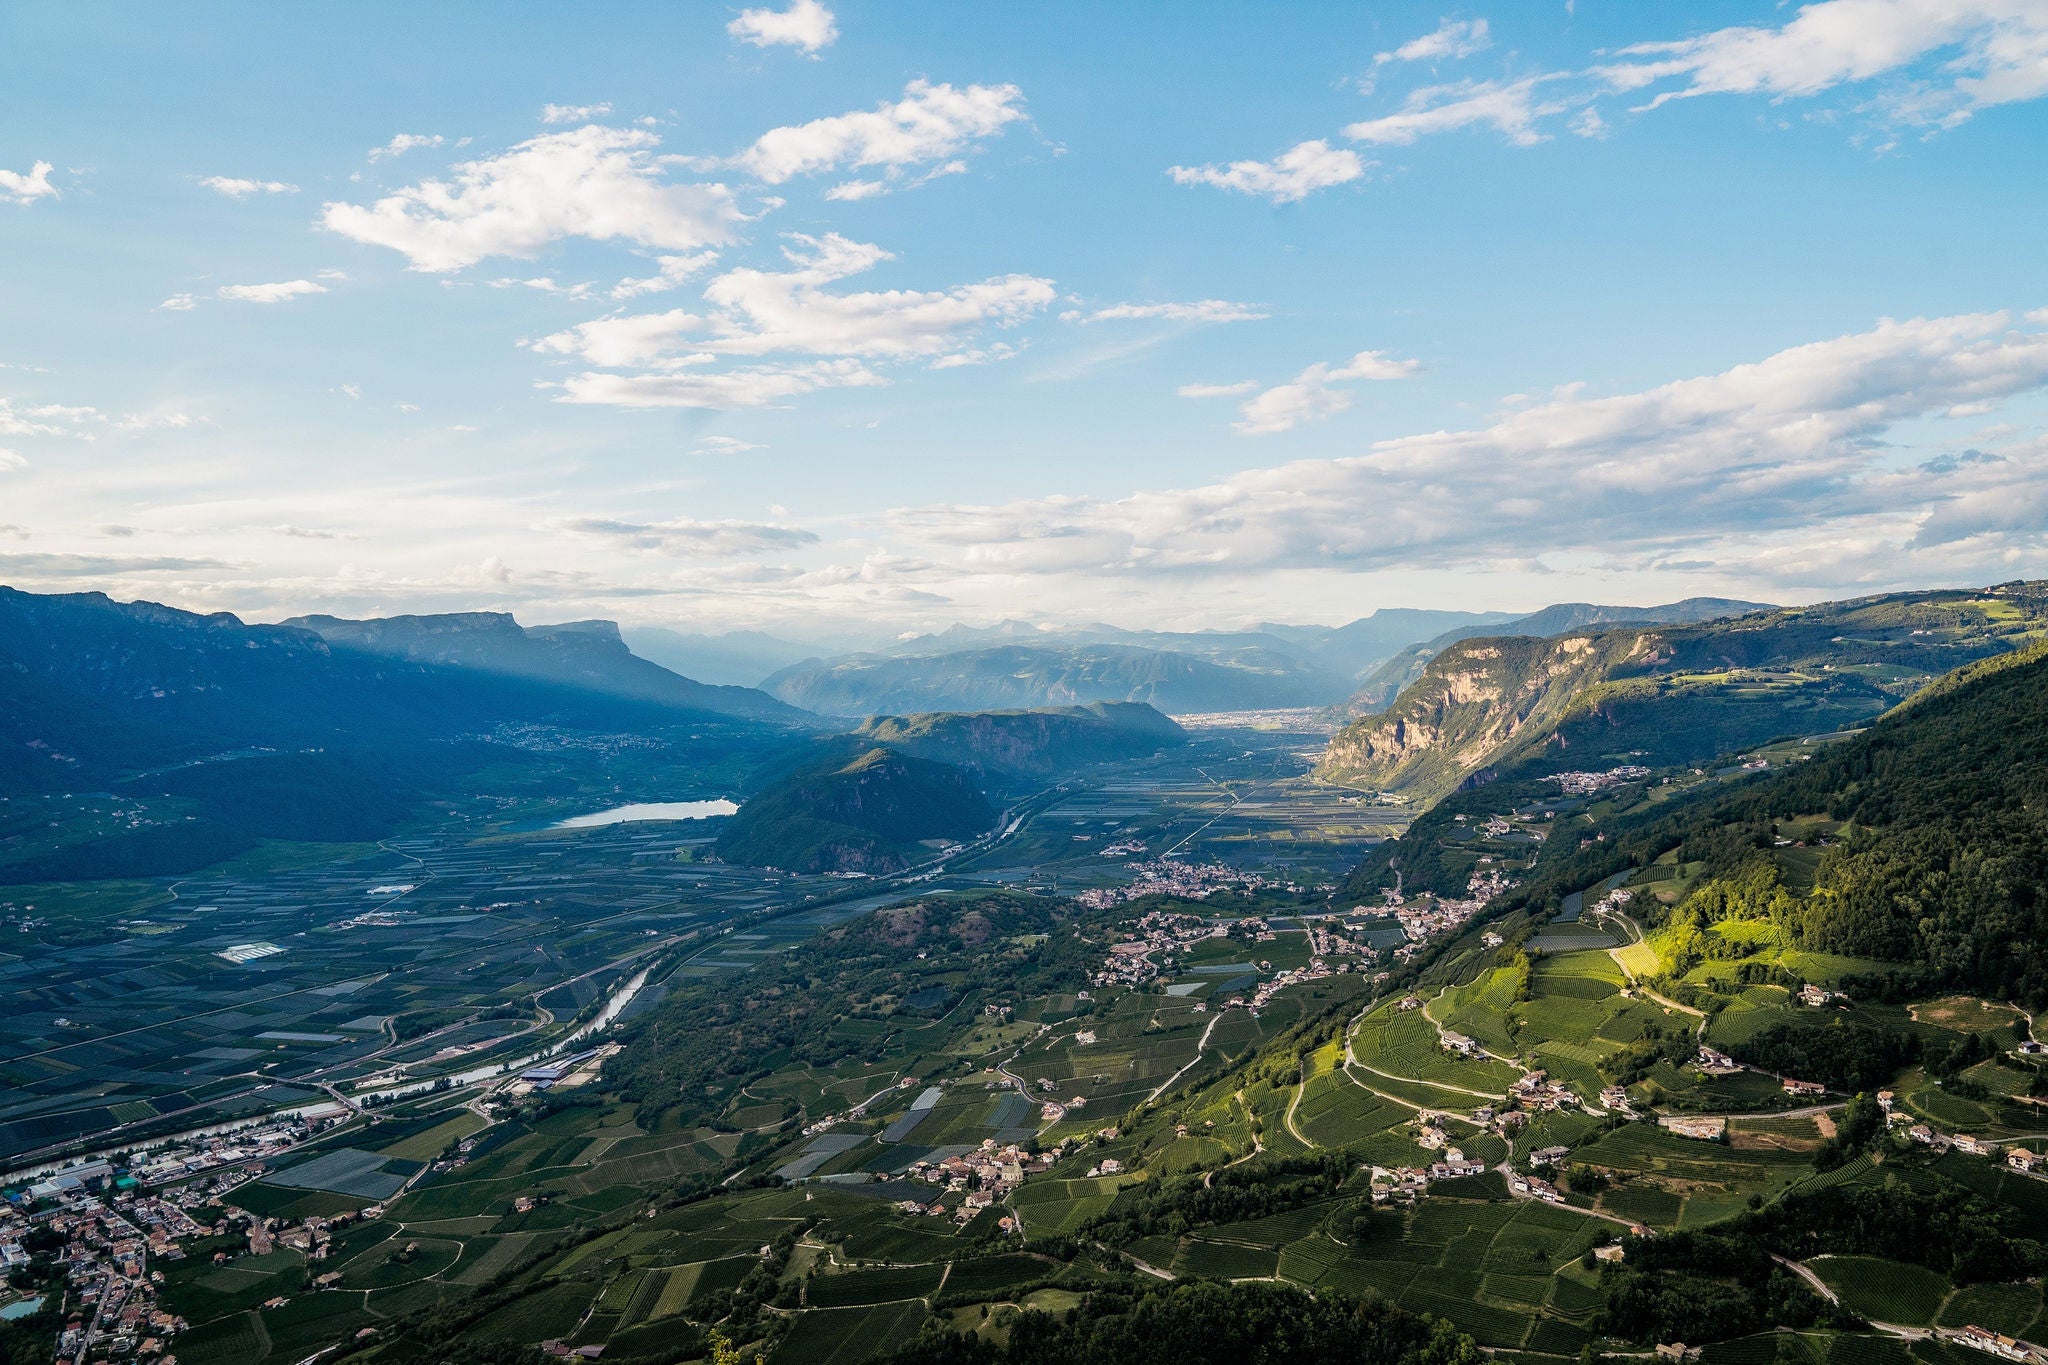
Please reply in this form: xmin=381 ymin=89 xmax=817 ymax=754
xmin=1147 ymin=1011 xmax=1224 ymax=1104
xmin=1770 ymin=1255 xmax=1932 ymax=1340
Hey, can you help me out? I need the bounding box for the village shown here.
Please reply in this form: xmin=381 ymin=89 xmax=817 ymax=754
xmin=0 ymin=1140 xmax=378 ymax=1364
xmin=898 ymin=1138 xmax=1059 ymax=1230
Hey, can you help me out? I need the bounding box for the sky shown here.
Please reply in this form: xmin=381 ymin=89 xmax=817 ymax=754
xmin=2 ymin=0 xmax=2046 ymax=640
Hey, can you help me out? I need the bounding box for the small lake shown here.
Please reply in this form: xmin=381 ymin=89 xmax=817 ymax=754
xmin=0 ymin=1297 xmax=45 ymax=1320
xmin=546 ymin=799 xmax=739 ymax=830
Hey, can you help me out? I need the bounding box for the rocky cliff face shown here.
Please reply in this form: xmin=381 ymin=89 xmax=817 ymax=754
xmin=1314 ymin=631 xmax=1657 ymax=803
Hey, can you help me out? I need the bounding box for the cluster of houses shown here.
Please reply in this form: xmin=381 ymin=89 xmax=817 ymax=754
xmin=1508 ymin=1170 xmax=1564 ymax=1202
xmin=1510 ymin=1069 xmax=1582 ymax=1113
xmin=1879 ymin=1091 xmax=2048 ymax=1173
xmin=1246 ymin=958 xmax=1357 ymax=1011
xmin=1542 ymin=765 xmax=1653 ymax=795
xmin=1 ymin=1155 xmax=378 ymax=1363
xmin=1072 ymin=859 xmax=1278 ymax=911
xmin=1388 ymin=893 xmax=1491 ymax=947
xmin=900 ymin=1140 xmax=1057 ymax=1225
xmin=1950 ymin=1325 xmax=2045 ymax=1361
xmin=1087 ymin=910 xmax=1231 ymax=987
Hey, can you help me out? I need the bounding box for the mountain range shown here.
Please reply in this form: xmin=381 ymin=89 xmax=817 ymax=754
xmin=0 ymin=589 xmax=810 ymax=881
xmin=753 ymin=600 xmax=1771 ymax=718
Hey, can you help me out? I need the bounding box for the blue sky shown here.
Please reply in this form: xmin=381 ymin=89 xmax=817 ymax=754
xmin=2 ymin=0 xmax=2045 ymax=637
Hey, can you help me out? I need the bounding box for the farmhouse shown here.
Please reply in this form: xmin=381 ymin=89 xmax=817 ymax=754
xmin=1529 ymin=1145 xmax=1571 ymax=1168
xmin=1440 ymin=1030 xmax=1483 ymax=1056
xmin=1429 ymin=1157 xmax=1487 ymax=1181
xmin=1954 ymin=1326 xmax=2034 ymax=1361
xmin=1694 ymin=1048 xmax=1742 ymax=1076
xmin=1782 ymin=1078 xmax=1827 ymax=1097
xmin=2008 ymin=1149 xmax=2041 ymax=1172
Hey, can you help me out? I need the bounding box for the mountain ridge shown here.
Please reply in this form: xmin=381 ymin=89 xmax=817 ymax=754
xmin=1316 ymin=582 xmax=2048 ymax=806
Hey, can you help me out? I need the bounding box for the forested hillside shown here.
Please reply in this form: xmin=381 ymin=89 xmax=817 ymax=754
xmin=1492 ymin=638 xmax=2048 ymax=1003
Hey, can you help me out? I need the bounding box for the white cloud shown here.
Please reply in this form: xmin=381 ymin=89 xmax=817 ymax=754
xmin=611 ymin=251 xmax=720 ymax=299
xmin=0 ymin=160 xmax=56 ymax=204
xmin=1168 ymin=139 xmax=1366 ymax=202
xmin=0 ymin=401 xmax=70 ymax=438
xmin=323 ymin=125 xmax=743 ymax=272
xmin=0 ymin=447 xmax=23 ymax=472
xmin=881 ymin=312 xmax=2048 ymax=584
xmin=199 ymin=175 xmax=298 ymax=197
xmin=368 ymin=133 xmax=446 ymax=162
xmin=731 ymin=79 xmax=1025 ymax=186
xmin=822 ymin=178 xmax=888 ymax=201
xmin=533 ymin=233 xmax=1054 ymax=371
xmin=1597 ymin=0 xmax=2048 ymax=127
xmin=1344 ymin=77 xmax=1570 ymax=147
xmin=490 ymin=275 xmax=597 ymax=299
xmin=541 ymin=102 xmax=613 ymax=124
xmin=562 ymin=515 xmax=816 ymax=556
xmin=158 ymin=294 xmax=199 ymax=312
xmin=1375 ymin=18 xmax=1491 ymax=66
xmin=554 ymin=359 xmax=885 ymax=410
xmin=1234 ymin=351 xmax=1421 ymax=434
xmin=217 ymin=279 xmax=327 ymax=303
xmin=1177 ymin=381 xmax=1259 ymax=398
xmin=1080 ymin=300 xmax=1268 ymax=324
xmin=727 ymin=0 xmax=838 ymax=54
xmin=694 ymin=435 xmax=765 ymax=455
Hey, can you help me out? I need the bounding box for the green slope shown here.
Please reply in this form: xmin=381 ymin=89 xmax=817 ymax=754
xmin=1486 ymin=635 xmax=2048 ymax=1002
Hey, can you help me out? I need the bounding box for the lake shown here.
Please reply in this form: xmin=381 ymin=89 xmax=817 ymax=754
xmin=549 ymin=799 xmax=739 ymax=829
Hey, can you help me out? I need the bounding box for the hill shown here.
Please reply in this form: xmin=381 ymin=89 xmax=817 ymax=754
xmin=1339 ymin=596 xmax=1774 ymax=715
xmin=1317 ymin=583 xmax=2048 ymax=805
xmin=855 ymin=701 xmax=1187 ymax=779
xmin=286 ymin=611 xmax=806 ymax=723
xmin=763 ymin=641 xmax=1349 ymax=716
xmin=714 ymin=745 xmax=996 ymax=874
xmin=716 ymin=702 xmax=1184 ymax=873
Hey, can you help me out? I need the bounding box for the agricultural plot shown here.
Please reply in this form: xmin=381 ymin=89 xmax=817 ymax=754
xmin=1569 ymin=1122 xmax=1812 ymax=1228
xmin=0 ymin=813 xmax=883 ymax=1163
xmin=1809 ymin=1256 xmax=1953 ymax=1326
xmin=1353 ymin=1000 xmax=1524 ymax=1094
xmin=1267 ymin=1195 xmax=1605 ymax=1351
xmin=1009 ymin=1176 xmax=1130 ymax=1237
